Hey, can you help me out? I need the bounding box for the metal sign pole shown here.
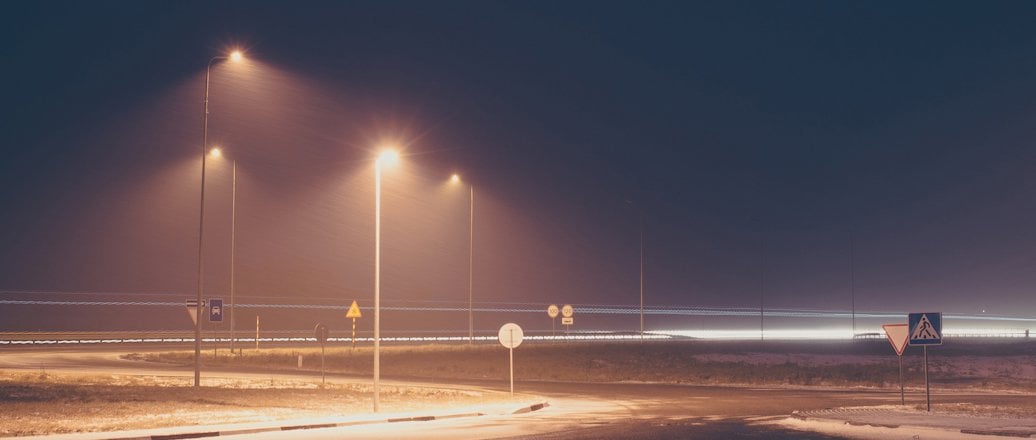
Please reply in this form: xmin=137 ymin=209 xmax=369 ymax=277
xmin=899 ymin=354 xmax=904 ymax=405
xmin=352 ymin=317 xmax=356 ymax=349
xmin=924 ymin=345 xmax=930 ymax=412
xmin=509 ymin=330 xmax=514 ymax=396
xmin=321 ymin=340 xmax=326 ymax=386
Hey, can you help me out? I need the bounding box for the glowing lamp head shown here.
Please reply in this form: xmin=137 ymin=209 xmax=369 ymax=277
xmin=209 ymin=147 xmax=222 ymax=158
xmin=450 ymin=174 xmax=461 ymax=184
xmin=377 ymin=149 xmax=399 ymax=167
xmin=229 ymin=50 xmax=244 ymax=63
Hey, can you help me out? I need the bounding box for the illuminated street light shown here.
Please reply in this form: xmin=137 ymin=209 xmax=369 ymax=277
xmin=449 ymin=174 xmax=474 ymax=344
xmin=373 ymin=148 xmax=399 ymax=412
xmin=230 ymin=50 xmax=243 ymax=63
xmin=195 ymin=49 xmax=245 ymax=387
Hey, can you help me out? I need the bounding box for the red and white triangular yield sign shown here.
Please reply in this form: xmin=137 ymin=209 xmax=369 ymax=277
xmin=882 ymin=323 xmax=910 ymax=356
xmin=185 ymin=298 xmax=199 ymax=326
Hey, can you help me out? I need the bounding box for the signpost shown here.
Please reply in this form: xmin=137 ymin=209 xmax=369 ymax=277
xmin=498 ymin=323 xmax=524 ymax=396
xmin=208 ymin=298 xmax=223 ymax=322
xmin=882 ymin=323 xmax=909 ymax=405
xmin=908 ymin=312 xmax=942 ymax=412
xmin=314 ymin=323 xmax=330 ymax=385
xmin=547 ymin=304 xmax=559 ymax=338
xmin=561 ymin=304 xmax=574 ymax=334
xmin=208 ymin=298 xmax=223 ymax=356
xmin=346 ymin=300 xmax=362 ymax=348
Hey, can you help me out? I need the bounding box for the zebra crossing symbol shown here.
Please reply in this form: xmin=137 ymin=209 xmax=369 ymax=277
xmin=908 ymin=312 xmax=942 ymax=346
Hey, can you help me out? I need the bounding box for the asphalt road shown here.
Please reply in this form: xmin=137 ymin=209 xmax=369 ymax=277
xmin=3 ymin=345 xmax=1030 ymax=439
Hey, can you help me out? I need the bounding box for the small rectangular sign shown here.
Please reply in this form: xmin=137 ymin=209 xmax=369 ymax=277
xmin=209 ymin=298 xmax=223 ymax=323
xmin=561 ymin=317 xmax=573 ymax=325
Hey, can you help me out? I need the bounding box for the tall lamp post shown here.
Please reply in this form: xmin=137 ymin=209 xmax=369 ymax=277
xmin=208 ymin=149 xmax=239 ymax=354
xmin=195 ymin=50 xmax=242 ymax=387
xmin=373 ymin=149 xmax=399 ymax=413
xmin=625 ymin=200 xmax=644 ymax=340
xmin=450 ymin=174 xmax=474 ymax=344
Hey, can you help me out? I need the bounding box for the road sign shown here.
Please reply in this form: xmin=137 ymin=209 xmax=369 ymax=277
xmin=314 ymin=323 xmax=329 ymax=385
xmin=346 ymin=300 xmax=362 ymax=318
xmin=208 ymin=298 xmax=223 ymax=322
xmin=314 ymin=323 xmax=330 ymax=342
xmin=498 ymin=323 xmax=524 ymax=348
xmin=908 ymin=312 xmax=942 ymax=345
xmin=498 ymin=323 xmax=524 ymax=396
xmin=547 ymin=304 xmax=559 ymax=318
xmin=882 ymin=324 xmax=909 ymax=356
xmin=185 ymin=298 xmax=199 ymax=325
xmin=882 ymin=323 xmax=910 ymax=406
xmin=561 ymin=317 xmax=573 ymax=325
xmin=561 ymin=304 xmax=574 ymax=318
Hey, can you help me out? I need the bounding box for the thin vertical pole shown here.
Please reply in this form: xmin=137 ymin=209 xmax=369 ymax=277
xmin=321 ymin=341 xmax=326 ymax=386
xmin=509 ymin=329 xmax=514 ymax=396
xmin=759 ymin=226 xmax=765 ymax=342
xmin=230 ymin=161 xmax=237 ymax=355
xmin=639 ymin=210 xmax=644 ymax=341
xmin=195 ymin=60 xmax=214 ymax=388
xmin=924 ymin=346 xmax=930 ymax=412
xmin=898 ymin=354 xmax=904 ymax=405
xmin=850 ymin=231 xmax=855 ymax=337
xmin=373 ymin=162 xmax=382 ymax=413
xmin=468 ymin=185 xmax=474 ymax=344
xmin=255 ymin=315 xmax=259 ymax=351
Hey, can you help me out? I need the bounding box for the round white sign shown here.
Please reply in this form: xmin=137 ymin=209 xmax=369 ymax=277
xmin=498 ymin=323 xmax=524 ymax=349
xmin=561 ymin=304 xmax=574 ymax=318
xmin=547 ymin=304 xmax=560 ymax=318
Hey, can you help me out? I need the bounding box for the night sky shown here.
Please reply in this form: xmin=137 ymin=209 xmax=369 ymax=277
xmin=2 ymin=2 xmax=1036 ymax=333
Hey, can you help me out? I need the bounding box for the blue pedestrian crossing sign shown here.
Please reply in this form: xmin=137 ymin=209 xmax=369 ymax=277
xmin=208 ymin=298 xmax=223 ymax=323
xmin=908 ymin=312 xmax=942 ymax=345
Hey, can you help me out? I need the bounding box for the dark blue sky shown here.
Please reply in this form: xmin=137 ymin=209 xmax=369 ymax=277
xmin=2 ymin=1 xmax=1036 ymax=332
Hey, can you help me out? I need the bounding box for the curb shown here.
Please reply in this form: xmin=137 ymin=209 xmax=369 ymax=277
xmin=55 ymin=402 xmax=551 ymax=440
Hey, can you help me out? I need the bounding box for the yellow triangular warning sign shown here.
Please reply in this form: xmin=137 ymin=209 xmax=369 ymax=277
xmin=346 ymin=300 xmax=362 ymax=318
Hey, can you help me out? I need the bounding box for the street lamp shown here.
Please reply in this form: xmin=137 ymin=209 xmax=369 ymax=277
xmin=449 ymin=174 xmax=474 ymax=344
xmin=207 ymin=148 xmax=239 ymax=354
xmin=373 ymin=148 xmax=399 ymax=413
xmin=195 ymin=49 xmax=244 ymax=387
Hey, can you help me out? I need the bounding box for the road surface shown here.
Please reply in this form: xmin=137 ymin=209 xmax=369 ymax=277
xmin=3 ymin=345 xmax=1030 ymax=439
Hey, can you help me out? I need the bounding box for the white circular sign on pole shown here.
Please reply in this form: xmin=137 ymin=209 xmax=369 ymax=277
xmin=498 ymin=323 xmax=524 ymax=349
xmin=561 ymin=304 xmax=574 ymax=318
xmin=547 ymin=304 xmax=559 ymax=319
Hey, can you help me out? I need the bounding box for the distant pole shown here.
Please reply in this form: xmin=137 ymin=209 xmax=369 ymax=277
xmin=255 ymin=315 xmax=259 ymax=351
xmin=468 ymin=185 xmax=474 ymax=344
xmin=850 ymin=231 xmax=856 ymax=337
xmin=229 ymin=160 xmax=237 ymax=355
xmin=759 ymin=225 xmax=765 ymax=342
xmin=639 ymin=210 xmax=644 ymax=341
